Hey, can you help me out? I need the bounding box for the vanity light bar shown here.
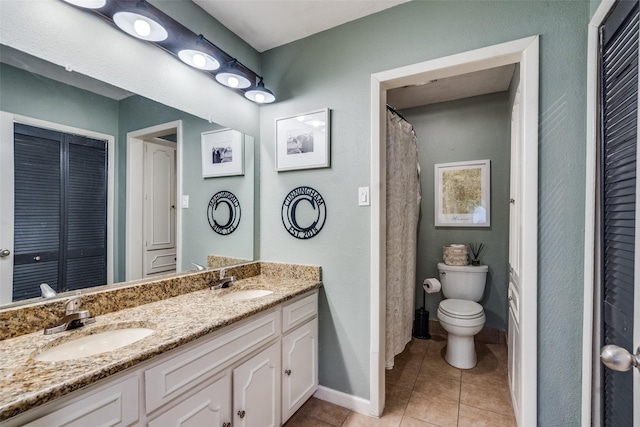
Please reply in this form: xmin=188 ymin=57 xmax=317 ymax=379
xmin=60 ymin=0 xmax=275 ymax=103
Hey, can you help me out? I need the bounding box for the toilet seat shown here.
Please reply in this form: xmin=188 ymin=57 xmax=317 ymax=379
xmin=438 ymin=299 xmax=484 ymax=319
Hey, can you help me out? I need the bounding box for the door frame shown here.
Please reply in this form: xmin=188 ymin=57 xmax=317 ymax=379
xmin=582 ymin=1 xmax=640 ymax=425
xmin=0 ymin=112 xmax=115 ymax=303
xmin=125 ymin=120 xmax=182 ymax=281
xmin=368 ymin=36 xmax=539 ymax=424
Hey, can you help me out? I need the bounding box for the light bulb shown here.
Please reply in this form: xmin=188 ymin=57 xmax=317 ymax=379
xmin=297 ymin=115 xmax=305 ymax=122
xmin=192 ymin=54 xmax=206 ymax=68
xmin=133 ymin=19 xmax=151 ymax=37
xmin=227 ymin=77 xmax=239 ymax=88
xmin=63 ymin=0 xmax=106 ymax=8
xmin=255 ymin=93 xmax=266 ymax=103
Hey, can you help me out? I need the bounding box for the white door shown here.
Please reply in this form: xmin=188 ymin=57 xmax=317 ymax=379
xmin=143 ymin=138 xmax=176 ymax=276
xmin=233 ymin=342 xmax=280 ymax=427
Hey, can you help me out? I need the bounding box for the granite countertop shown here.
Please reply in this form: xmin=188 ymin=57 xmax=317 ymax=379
xmin=0 ymin=272 xmax=321 ymax=421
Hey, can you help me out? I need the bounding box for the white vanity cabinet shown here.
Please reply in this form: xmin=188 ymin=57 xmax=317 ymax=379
xmin=148 ymin=373 xmax=231 ymax=427
xmin=233 ymin=341 xmax=281 ymax=427
xmin=4 ymin=290 xmax=319 ymax=427
xmin=21 ymin=375 xmax=139 ymax=427
xmin=281 ymin=294 xmax=319 ymax=423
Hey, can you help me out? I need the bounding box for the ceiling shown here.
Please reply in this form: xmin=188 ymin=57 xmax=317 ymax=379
xmin=387 ymin=64 xmax=517 ymax=110
xmin=193 ymin=0 xmax=411 ymax=53
xmin=0 ymin=45 xmax=134 ymax=100
xmin=194 ymin=1 xmax=516 ymax=108
xmin=1 ymin=2 xmax=516 ymax=108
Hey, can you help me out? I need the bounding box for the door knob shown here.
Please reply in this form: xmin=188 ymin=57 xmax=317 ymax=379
xmin=237 ymin=410 xmax=245 ymax=419
xmin=0 ymin=249 xmax=10 ymax=257
xmin=600 ymin=345 xmax=640 ymax=372
xmin=285 ymin=369 xmax=292 ymax=376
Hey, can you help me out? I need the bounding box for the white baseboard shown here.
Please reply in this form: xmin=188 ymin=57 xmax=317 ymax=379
xmin=313 ymin=386 xmax=373 ymax=417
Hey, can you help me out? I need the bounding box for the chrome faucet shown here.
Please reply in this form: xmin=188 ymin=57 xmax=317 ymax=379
xmin=44 ymin=295 xmax=96 ymax=335
xmin=211 ymin=269 xmax=235 ymax=290
xmin=191 ymin=262 xmax=206 ymax=271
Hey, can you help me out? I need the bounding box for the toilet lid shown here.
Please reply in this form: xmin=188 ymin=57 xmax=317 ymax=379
xmin=439 ymin=299 xmax=484 ymax=319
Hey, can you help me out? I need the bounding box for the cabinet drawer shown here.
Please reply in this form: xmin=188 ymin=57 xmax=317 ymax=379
xmin=149 ymin=373 xmax=231 ymax=427
xmin=24 ymin=376 xmax=138 ymax=427
xmin=145 ymin=310 xmax=280 ymax=413
xmin=282 ymin=292 xmax=318 ymax=333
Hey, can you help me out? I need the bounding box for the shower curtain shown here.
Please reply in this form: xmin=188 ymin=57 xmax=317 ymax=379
xmin=385 ymin=107 xmax=421 ymax=370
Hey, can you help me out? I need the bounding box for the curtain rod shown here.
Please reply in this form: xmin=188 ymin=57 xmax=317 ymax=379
xmin=386 ymin=104 xmax=409 ymax=123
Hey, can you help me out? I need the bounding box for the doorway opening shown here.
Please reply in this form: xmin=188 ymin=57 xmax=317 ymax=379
xmin=369 ymin=36 xmax=539 ymax=427
xmin=125 ymin=121 xmax=182 ymax=281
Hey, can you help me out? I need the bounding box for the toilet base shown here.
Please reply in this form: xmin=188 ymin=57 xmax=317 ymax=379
xmin=445 ymin=334 xmax=477 ymax=369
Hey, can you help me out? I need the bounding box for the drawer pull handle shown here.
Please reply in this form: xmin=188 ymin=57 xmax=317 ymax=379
xmin=285 ymin=369 xmax=292 ymax=376
xmin=237 ymin=410 xmax=245 ymax=419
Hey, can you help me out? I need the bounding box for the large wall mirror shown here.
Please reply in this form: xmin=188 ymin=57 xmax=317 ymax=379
xmin=0 ymin=44 xmax=256 ymax=307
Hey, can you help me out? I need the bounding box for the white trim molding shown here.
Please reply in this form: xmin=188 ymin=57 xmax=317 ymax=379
xmin=314 ymin=386 xmax=371 ymax=416
xmin=370 ymin=35 xmax=539 ymax=425
xmin=582 ymin=2 xmax=616 ymax=426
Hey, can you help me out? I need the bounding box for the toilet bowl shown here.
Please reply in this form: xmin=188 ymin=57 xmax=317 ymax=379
xmin=436 ymin=263 xmax=488 ymax=369
xmin=437 ymin=299 xmax=485 ymax=369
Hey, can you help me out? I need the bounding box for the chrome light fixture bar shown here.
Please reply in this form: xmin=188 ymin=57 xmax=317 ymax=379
xmin=245 ymin=78 xmax=276 ymax=104
xmin=60 ymin=0 xmax=275 ymax=103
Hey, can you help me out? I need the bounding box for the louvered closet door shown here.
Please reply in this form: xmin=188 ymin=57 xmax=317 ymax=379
xmin=12 ymin=124 xmax=107 ymax=300
xmin=13 ymin=126 xmax=62 ymax=299
xmin=600 ymin=1 xmax=639 ymax=425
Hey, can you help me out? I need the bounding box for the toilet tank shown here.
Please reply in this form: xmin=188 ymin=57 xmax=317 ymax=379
xmin=437 ymin=263 xmax=488 ymax=302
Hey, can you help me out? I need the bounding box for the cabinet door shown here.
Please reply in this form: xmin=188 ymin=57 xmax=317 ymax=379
xmin=508 ymin=300 xmax=521 ymax=421
xmin=282 ymin=318 xmax=318 ymax=422
xmin=24 ymin=376 xmax=138 ymax=427
xmin=233 ymin=342 xmax=281 ymax=427
xmin=149 ymin=373 xmax=231 ymax=427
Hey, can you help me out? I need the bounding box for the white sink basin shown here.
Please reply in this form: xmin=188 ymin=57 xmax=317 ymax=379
xmin=34 ymin=328 xmax=154 ymax=362
xmin=220 ymin=289 xmax=273 ymax=301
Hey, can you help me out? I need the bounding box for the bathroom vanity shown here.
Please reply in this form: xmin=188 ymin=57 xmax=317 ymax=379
xmin=0 ymin=262 xmax=321 ymax=426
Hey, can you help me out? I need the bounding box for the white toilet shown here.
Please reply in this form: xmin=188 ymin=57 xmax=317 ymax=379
xmin=436 ymin=262 xmax=488 ymax=369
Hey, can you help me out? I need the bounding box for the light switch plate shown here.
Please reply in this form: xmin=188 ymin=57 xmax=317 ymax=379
xmin=181 ymin=195 xmax=189 ymax=208
xmin=358 ymin=187 xmax=370 ymax=206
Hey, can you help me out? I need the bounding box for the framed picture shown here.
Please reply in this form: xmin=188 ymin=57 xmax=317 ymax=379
xmin=275 ymin=108 xmax=330 ymax=171
xmin=434 ymin=159 xmax=490 ymax=227
xmin=201 ymin=129 xmax=244 ymax=178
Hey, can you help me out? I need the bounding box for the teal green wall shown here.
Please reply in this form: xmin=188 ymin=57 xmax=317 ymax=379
xmin=260 ymin=1 xmax=589 ymax=424
xmin=0 ymin=63 xmax=119 ymax=135
xmin=118 ymin=96 xmax=255 ymax=280
xmin=1 ymin=65 xmax=255 ymax=284
xmin=152 ymin=0 xmax=260 ymax=74
xmin=402 ymin=92 xmax=511 ymax=331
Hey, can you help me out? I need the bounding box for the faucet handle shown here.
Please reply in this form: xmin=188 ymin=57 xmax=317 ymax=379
xmin=64 ymin=296 xmax=82 ymax=315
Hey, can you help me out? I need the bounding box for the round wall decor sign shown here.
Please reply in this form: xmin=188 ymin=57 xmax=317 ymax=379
xmin=207 ymin=191 xmax=241 ymax=235
xmin=281 ymin=186 xmax=327 ymax=239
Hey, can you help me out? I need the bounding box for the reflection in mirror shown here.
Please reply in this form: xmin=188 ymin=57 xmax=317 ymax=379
xmin=0 ymin=45 xmax=254 ymax=307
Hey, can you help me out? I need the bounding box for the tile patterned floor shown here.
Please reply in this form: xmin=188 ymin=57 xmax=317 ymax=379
xmin=284 ymin=334 xmax=516 ymax=427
